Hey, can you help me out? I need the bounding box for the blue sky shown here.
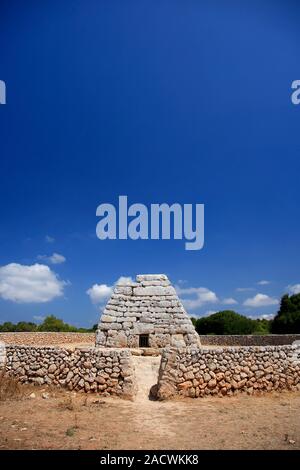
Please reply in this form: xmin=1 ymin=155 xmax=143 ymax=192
xmin=1 ymin=1 xmax=300 ymax=327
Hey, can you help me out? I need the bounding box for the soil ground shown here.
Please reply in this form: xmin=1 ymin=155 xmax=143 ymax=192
xmin=0 ymin=356 xmax=300 ymax=450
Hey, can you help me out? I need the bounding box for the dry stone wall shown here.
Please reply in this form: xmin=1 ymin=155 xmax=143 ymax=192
xmin=0 ymin=332 xmax=95 ymax=346
xmin=0 ymin=341 xmax=6 ymax=369
xmin=4 ymin=345 xmax=136 ymax=399
xmin=96 ymin=274 xmax=199 ymax=348
xmin=157 ymin=345 xmax=300 ymax=399
xmin=199 ymin=334 xmax=300 ymax=347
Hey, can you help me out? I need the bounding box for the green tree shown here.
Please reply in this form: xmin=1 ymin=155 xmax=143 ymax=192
xmin=15 ymin=321 xmax=37 ymax=332
xmin=38 ymin=315 xmax=71 ymax=332
xmin=271 ymin=293 xmax=300 ymax=333
xmin=252 ymin=318 xmax=271 ymax=335
xmin=194 ymin=310 xmax=258 ymax=335
xmin=0 ymin=321 xmax=16 ymax=332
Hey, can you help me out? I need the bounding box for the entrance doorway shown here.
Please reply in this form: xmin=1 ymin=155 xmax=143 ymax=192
xmin=139 ymin=334 xmax=149 ymax=348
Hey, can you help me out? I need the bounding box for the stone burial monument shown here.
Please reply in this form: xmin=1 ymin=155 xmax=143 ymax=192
xmin=96 ymin=274 xmax=200 ymax=349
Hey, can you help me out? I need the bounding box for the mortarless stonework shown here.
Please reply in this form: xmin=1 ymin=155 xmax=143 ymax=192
xmin=0 ymin=341 xmax=6 ymax=369
xmin=0 ymin=332 xmax=95 ymax=346
xmin=4 ymin=345 xmax=136 ymax=399
xmin=199 ymin=334 xmax=300 ymax=347
xmin=157 ymin=345 xmax=300 ymax=399
xmin=96 ymin=274 xmax=200 ymax=349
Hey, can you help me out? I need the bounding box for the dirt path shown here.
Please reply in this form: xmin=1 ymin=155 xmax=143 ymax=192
xmin=0 ymin=356 xmax=300 ymax=449
xmin=132 ymin=356 xmax=160 ymax=403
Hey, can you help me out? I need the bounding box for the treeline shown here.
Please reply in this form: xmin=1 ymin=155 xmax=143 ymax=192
xmin=192 ymin=292 xmax=300 ymax=335
xmin=1 ymin=293 xmax=300 ymax=335
xmin=0 ymin=315 xmax=97 ymax=333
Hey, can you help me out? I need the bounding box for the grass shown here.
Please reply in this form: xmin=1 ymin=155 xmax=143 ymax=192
xmin=66 ymin=427 xmax=76 ymax=437
xmin=57 ymin=395 xmax=75 ymax=411
xmin=0 ymin=370 xmax=24 ymax=401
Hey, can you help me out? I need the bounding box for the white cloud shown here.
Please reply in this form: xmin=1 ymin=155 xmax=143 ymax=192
xmin=287 ymin=284 xmax=300 ymax=295
xmin=257 ymin=280 xmax=271 ymax=285
xmin=222 ymin=297 xmax=238 ymax=305
xmin=0 ymin=263 xmax=67 ymax=303
xmin=116 ymin=276 xmax=133 ymax=286
xmin=243 ymin=293 xmax=278 ymax=308
xmin=175 ymin=285 xmax=218 ymax=310
xmin=248 ymin=313 xmax=275 ymax=320
xmin=86 ymin=276 xmax=134 ymax=304
xmin=259 ymin=313 xmax=275 ymax=320
xmin=37 ymin=253 xmax=66 ymax=265
xmin=45 ymin=235 xmax=55 ymax=243
xmin=86 ymin=284 xmax=113 ymax=304
xmin=236 ymin=287 xmax=255 ymax=292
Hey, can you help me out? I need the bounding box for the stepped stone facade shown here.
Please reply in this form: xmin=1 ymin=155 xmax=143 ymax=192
xmin=96 ymin=274 xmax=200 ymax=349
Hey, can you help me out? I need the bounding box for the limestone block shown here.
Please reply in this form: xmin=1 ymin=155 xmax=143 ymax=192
xmin=141 ymin=280 xmax=170 ymax=287
xmin=150 ymin=333 xmax=171 ymax=348
xmin=108 ymin=298 xmax=121 ymax=306
xmin=126 ymin=311 xmax=140 ymax=317
xmin=123 ymin=317 xmax=136 ymax=323
xmin=171 ymin=334 xmax=186 ymax=347
xmin=117 ymin=306 xmax=127 ymax=312
xmin=103 ymin=308 xmax=118 ymax=315
xmin=136 ymin=274 xmax=168 ymax=282
xmin=107 ymin=330 xmax=118 ymax=337
xmin=114 ymin=286 xmax=132 ymax=295
xmin=159 ymin=300 xmax=172 ymax=307
xmin=133 ymin=286 xmax=176 ymax=297
xmin=95 ymin=330 xmax=107 ymax=345
xmin=133 ymin=323 xmax=155 ymax=334
xmin=107 ymin=323 xmax=122 ymax=330
xmin=0 ymin=342 xmax=6 ymax=368
xmin=127 ymin=335 xmax=139 ymax=348
xmin=101 ymin=315 xmax=117 ymax=323
xmin=111 ymin=331 xmax=128 ymax=347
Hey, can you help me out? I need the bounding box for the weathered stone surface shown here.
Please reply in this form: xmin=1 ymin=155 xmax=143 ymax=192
xmin=136 ymin=274 xmax=168 ymax=282
xmin=96 ymin=274 xmax=200 ymax=349
xmin=4 ymin=345 xmax=136 ymax=399
xmin=0 ymin=332 xmax=95 ymax=346
xmin=101 ymin=315 xmax=117 ymax=323
xmin=157 ymin=345 xmax=300 ymax=399
xmin=0 ymin=341 xmax=6 ymax=368
xmin=199 ymin=334 xmax=300 ymax=347
xmin=133 ymin=286 xmax=176 ymax=296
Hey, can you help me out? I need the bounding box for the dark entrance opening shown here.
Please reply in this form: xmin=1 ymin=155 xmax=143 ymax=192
xmin=139 ymin=334 xmax=149 ymax=348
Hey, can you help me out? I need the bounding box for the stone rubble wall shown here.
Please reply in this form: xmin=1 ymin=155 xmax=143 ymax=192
xmin=3 ymin=345 xmax=136 ymax=399
xmin=97 ymin=274 xmax=199 ymax=348
xmin=0 ymin=341 xmax=6 ymax=369
xmin=0 ymin=332 xmax=95 ymax=346
xmin=199 ymin=334 xmax=300 ymax=347
xmin=157 ymin=345 xmax=300 ymax=399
